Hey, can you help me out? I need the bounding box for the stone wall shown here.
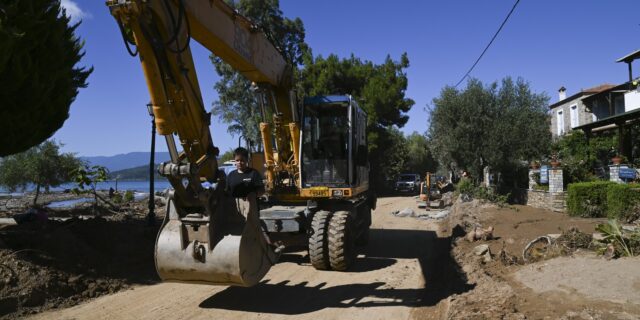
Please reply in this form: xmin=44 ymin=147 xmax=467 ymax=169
xmin=525 ymin=189 xmax=567 ymax=213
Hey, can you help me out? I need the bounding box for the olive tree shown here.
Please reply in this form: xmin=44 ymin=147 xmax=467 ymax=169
xmin=0 ymin=140 xmax=83 ymax=205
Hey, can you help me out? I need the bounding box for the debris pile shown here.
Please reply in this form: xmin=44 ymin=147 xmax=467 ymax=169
xmin=465 ymin=226 xmax=494 ymax=242
xmin=391 ymin=207 xmax=450 ymax=220
xmin=522 ymin=227 xmax=594 ymax=263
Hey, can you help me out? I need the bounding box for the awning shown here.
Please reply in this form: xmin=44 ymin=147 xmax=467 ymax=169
xmin=574 ymin=108 xmax=640 ymax=132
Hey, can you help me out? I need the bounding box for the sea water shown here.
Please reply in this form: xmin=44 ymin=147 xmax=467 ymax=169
xmin=0 ymin=180 xmax=173 ymax=195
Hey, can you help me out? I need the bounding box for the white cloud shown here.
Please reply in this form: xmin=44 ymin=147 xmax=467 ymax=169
xmin=60 ymin=0 xmax=92 ymax=23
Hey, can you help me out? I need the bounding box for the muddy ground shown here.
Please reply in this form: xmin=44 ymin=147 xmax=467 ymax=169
xmin=0 ymin=198 xmax=161 ymax=319
xmin=1 ymin=194 xmax=639 ymax=319
xmin=440 ymin=199 xmax=640 ymax=320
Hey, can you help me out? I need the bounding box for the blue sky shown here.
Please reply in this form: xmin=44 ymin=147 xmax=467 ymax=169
xmin=54 ymin=0 xmax=640 ymax=156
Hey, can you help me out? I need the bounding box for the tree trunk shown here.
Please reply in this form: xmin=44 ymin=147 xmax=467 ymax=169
xmin=33 ymin=184 xmax=41 ymax=206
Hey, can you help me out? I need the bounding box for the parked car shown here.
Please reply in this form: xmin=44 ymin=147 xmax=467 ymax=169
xmin=394 ymin=173 xmax=421 ymax=193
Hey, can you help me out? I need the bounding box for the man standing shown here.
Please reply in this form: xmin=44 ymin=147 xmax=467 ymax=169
xmin=225 ymin=147 xmax=276 ymax=249
xmin=225 ymin=147 xmax=264 ymax=198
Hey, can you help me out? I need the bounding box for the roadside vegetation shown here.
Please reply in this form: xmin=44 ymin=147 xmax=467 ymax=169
xmin=567 ymin=181 xmax=640 ymax=221
xmin=550 ymin=130 xmax=618 ymax=184
xmin=429 ymin=77 xmax=551 ymax=193
xmin=454 ymin=178 xmax=510 ymax=206
xmin=0 ymin=140 xmax=82 ymax=205
xmin=595 ymin=219 xmax=640 ymax=258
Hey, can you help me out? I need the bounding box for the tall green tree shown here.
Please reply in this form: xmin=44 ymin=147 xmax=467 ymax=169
xmin=299 ymin=53 xmax=415 ymax=190
xmin=0 ymin=140 xmax=83 ymax=205
xmin=299 ymin=53 xmax=414 ymax=127
xmin=429 ymin=77 xmax=550 ymax=187
xmin=0 ymin=0 xmax=92 ymax=156
xmin=210 ymin=0 xmax=309 ymax=148
xmin=405 ymin=132 xmax=438 ymax=175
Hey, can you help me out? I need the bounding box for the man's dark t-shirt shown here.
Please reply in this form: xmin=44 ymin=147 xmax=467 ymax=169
xmin=225 ymin=168 xmax=264 ymax=198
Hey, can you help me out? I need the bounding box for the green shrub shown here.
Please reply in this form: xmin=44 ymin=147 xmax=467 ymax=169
xmin=112 ymin=193 xmax=123 ymax=204
xmin=474 ymin=186 xmax=510 ymax=206
xmin=567 ymin=181 xmax=616 ymax=217
xmin=456 ymin=178 xmax=475 ymax=195
xmin=124 ymin=190 xmax=135 ymax=202
xmin=455 ymin=178 xmax=509 ymax=206
xmin=606 ymin=183 xmax=640 ymax=221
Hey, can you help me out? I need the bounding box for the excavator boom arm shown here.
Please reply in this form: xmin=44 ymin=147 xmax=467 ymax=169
xmin=109 ymin=0 xmax=296 ymax=193
xmin=106 ymin=0 xmax=298 ymax=286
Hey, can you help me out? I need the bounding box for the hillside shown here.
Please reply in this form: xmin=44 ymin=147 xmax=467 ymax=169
xmin=108 ymin=164 xmax=163 ymax=181
xmin=81 ymin=152 xmax=171 ymax=172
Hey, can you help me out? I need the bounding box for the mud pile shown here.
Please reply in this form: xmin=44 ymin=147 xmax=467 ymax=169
xmin=0 ymin=213 xmax=160 ymax=319
xmin=442 ymin=197 xmax=634 ymax=319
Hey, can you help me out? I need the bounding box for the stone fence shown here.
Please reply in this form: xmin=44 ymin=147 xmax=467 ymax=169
xmin=525 ymin=167 xmax=566 ymax=212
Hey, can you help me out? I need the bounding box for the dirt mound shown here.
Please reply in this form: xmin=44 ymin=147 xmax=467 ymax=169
xmin=442 ymin=197 xmax=639 ymax=319
xmin=0 ymin=213 xmax=160 ymax=319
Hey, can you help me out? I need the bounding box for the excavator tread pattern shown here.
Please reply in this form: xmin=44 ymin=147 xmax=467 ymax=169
xmin=328 ymin=211 xmax=355 ymax=271
xmin=309 ymin=210 xmax=331 ymax=270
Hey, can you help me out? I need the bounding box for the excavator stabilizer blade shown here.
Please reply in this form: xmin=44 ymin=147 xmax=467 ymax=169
xmin=155 ymin=195 xmax=275 ymax=286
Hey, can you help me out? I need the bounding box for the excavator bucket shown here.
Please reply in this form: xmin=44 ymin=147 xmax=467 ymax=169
xmin=155 ymin=193 xmax=276 ymax=287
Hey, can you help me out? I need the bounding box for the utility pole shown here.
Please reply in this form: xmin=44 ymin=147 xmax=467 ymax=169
xmin=147 ymin=103 xmax=156 ymax=226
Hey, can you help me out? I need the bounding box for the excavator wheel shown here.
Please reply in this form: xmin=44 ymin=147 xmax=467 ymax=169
xmin=309 ymin=210 xmax=332 ymax=270
xmin=328 ymin=211 xmax=356 ymax=271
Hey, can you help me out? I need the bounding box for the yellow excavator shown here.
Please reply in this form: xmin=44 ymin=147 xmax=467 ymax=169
xmin=107 ymin=0 xmax=375 ymax=286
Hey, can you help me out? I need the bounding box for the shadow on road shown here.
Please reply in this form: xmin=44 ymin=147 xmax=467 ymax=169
xmin=199 ymin=227 xmax=474 ymax=314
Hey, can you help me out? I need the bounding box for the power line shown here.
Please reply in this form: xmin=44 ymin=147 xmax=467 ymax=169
xmin=454 ymin=0 xmax=522 ymax=88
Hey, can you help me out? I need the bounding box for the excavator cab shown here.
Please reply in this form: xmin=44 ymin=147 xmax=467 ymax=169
xmin=300 ymin=95 xmax=369 ymax=189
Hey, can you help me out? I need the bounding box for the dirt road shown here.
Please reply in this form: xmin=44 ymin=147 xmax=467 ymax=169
xmin=31 ymin=196 xmax=453 ymax=320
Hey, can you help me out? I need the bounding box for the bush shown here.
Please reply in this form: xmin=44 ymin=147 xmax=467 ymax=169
xmin=112 ymin=193 xmax=123 ymax=204
xmin=567 ymin=181 xmax=615 ymax=217
xmin=124 ymin=190 xmax=135 ymax=202
xmin=606 ymin=183 xmax=640 ymax=221
xmin=456 ymin=178 xmax=475 ymax=196
xmin=474 ymin=186 xmax=510 ymax=206
xmin=455 ymin=178 xmax=509 ymax=206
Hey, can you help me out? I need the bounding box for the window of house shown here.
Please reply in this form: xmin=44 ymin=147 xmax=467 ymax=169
xmin=570 ymin=104 xmax=579 ymax=128
xmin=557 ymin=110 xmax=565 ymax=135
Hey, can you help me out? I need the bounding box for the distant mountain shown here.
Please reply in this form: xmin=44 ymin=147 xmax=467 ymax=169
xmin=109 ymin=164 xmax=164 ymax=180
xmin=81 ymin=152 xmax=171 ymax=172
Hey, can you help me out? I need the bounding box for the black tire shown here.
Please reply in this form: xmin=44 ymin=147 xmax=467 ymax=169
xmin=309 ymin=210 xmax=331 ymax=270
xmin=328 ymin=211 xmax=356 ymax=271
